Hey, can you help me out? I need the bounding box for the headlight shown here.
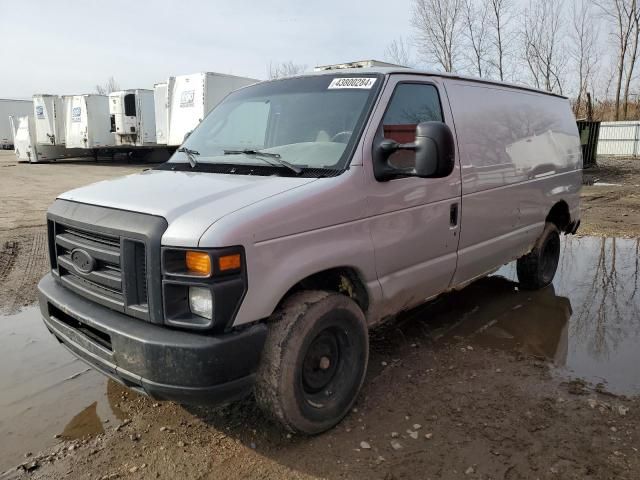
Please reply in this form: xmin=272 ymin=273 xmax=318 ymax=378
xmin=189 ymin=286 xmax=213 ymax=319
xmin=162 ymin=247 xmax=246 ymax=332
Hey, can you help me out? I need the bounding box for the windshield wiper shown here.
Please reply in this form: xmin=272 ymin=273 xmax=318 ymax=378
xmin=223 ymin=149 xmax=302 ymax=175
xmin=177 ymin=147 xmax=200 ymax=168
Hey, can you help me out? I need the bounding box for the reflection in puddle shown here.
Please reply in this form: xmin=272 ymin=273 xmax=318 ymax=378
xmin=494 ymin=236 xmax=640 ymax=394
xmin=0 ymin=306 xmax=131 ymax=472
xmin=381 ymin=236 xmax=640 ymax=396
xmin=61 ymin=402 xmax=105 ymax=439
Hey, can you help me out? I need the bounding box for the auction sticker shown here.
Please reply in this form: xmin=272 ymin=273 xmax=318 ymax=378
xmin=328 ymin=77 xmax=377 ymax=89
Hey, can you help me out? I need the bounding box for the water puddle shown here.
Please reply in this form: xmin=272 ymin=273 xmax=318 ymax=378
xmin=0 ymin=306 xmax=130 ymax=472
xmin=391 ymin=236 xmax=640 ymax=395
xmin=490 ymin=236 xmax=640 ymax=395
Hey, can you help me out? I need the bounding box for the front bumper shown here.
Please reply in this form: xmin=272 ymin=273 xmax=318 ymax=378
xmin=38 ymin=273 xmax=267 ymax=405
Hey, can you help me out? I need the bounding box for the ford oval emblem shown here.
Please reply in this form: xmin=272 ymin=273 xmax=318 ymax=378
xmin=70 ymin=248 xmax=96 ymax=274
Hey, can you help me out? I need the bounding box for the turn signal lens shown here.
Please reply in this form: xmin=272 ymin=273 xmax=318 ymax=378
xmin=218 ymin=253 xmax=241 ymax=272
xmin=185 ymin=251 xmax=211 ymax=276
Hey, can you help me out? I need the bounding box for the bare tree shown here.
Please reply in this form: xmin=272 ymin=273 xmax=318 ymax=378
xmin=267 ymin=61 xmax=307 ymax=79
xmin=462 ymin=0 xmax=491 ymax=77
xmin=95 ymin=76 xmax=120 ymax=95
xmin=622 ymin=5 xmax=640 ymax=118
xmin=384 ymin=37 xmax=415 ymax=67
xmin=521 ymin=0 xmax=568 ymax=94
xmin=487 ymin=0 xmax=513 ymax=81
xmin=412 ymin=0 xmax=464 ymax=72
xmin=595 ymin=0 xmax=638 ymax=120
xmin=570 ymin=0 xmax=600 ymax=117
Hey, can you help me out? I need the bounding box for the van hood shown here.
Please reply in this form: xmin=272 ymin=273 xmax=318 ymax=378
xmin=58 ymin=169 xmax=317 ymax=246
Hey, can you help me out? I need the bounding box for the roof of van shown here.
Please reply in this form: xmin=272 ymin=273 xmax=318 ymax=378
xmin=295 ymin=67 xmax=568 ymax=100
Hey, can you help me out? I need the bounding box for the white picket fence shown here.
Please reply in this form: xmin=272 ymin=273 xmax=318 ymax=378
xmin=597 ymin=121 xmax=640 ymax=157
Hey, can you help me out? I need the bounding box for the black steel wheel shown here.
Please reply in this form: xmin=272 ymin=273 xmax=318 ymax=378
xmin=517 ymin=222 xmax=561 ymax=290
xmin=255 ymin=291 xmax=368 ymax=434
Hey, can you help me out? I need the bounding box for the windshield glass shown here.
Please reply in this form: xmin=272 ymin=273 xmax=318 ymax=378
xmin=171 ymin=74 xmax=382 ymax=172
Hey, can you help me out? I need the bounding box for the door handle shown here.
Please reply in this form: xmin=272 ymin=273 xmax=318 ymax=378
xmin=450 ymin=203 xmax=459 ymax=227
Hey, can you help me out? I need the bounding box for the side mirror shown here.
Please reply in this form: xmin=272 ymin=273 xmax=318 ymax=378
xmin=373 ymin=121 xmax=455 ymax=181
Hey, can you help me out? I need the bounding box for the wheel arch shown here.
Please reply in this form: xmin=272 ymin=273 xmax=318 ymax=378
xmin=273 ymin=266 xmax=370 ymax=318
xmin=546 ymin=200 xmax=572 ymax=233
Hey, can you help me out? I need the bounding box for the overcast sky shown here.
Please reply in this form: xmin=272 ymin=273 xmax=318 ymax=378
xmin=0 ymin=0 xmax=413 ymax=99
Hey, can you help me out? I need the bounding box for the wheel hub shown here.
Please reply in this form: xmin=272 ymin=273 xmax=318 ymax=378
xmin=319 ymin=356 xmax=331 ymax=370
xmin=302 ymin=331 xmax=340 ymax=394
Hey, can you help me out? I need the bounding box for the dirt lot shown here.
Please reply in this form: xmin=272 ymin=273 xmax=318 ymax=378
xmin=581 ymin=157 xmax=640 ymax=237
xmin=1 ymin=152 xmax=640 ymax=480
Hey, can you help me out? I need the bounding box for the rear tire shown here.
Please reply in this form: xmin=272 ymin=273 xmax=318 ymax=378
xmin=255 ymin=291 xmax=369 ymax=435
xmin=517 ymin=222 xmax=561 ymax=290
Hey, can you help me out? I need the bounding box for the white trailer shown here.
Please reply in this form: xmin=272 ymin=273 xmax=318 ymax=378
xmin=10 ymin=115 xmax=91 ymax=163
xmin=109 ymin=89 xmax=157 ymax=146
xmin=64 ymin=94 xmax=114 ymax=149
xmin=167 ymin=72 xmax=258 ymax=146
xmin=0 ymin=99 xmax=33 ymax=149
xmin=33 ymin=94 xmax=66 ymax=145
xmin=153 ymin=79 xmax=173 ymax=145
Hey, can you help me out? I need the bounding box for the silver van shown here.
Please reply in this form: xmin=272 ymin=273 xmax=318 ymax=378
xmin=38 ymin=67 xmax=582 ymax=434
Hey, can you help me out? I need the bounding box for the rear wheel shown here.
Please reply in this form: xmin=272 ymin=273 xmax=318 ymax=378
xmin=255 ymin=291 xmax=369 ymax=434
xmin=517 ymin=222 xmax=561 ymax=290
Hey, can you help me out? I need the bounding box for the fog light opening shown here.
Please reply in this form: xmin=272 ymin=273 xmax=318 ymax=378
xmin=188 ymin=286 xmax=213 ymax=320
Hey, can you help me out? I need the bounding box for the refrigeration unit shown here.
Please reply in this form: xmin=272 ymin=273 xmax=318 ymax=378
xmin=108 ymin=89 xmax=157 ymax=146
xmin=33 ymin=94 xmax=66 ymax=145
xmin=167 ymin=72 xmax=258 ymax=146
xmin=64 ymin=94 xmax=114 ymax=149
xmin=0 ymin=99 xmax=32 ymax=149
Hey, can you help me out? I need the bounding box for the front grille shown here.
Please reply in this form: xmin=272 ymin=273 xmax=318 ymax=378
xmin=51 ymin=221 xmax=149 ymax=320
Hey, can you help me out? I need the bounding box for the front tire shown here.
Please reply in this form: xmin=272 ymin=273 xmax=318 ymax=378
xmin=255 ymin=291 xmax=369 ymax=434
xmin=517 ymin=222 xmax=561 ymax=290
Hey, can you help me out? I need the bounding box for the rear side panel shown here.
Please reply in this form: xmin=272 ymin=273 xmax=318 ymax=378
xmin=167 ymin=73 xmax=207 ymax=146
xmin=65 ymin=95 xmax=114 ymax=149
xmin=0 ymin=99 xmax=32 ymax=147
xmin=137 ymin=89 xmax=157 ymax=145
xmin=153 ymin=83 xmax=168 ymax=144
xmin=64 ymin=96 xmax=85 ymax=148
xmin=203 ymin=73 xmax=257 ymax=112
xmin=167 ymin=73 xmax=258 ymax=146
xmin=34 ymin=95 xmax=65 ymax=146
xmin=85 ymin=95 xmax=114 ymax=147
xmin=11 ymin=115 xmax=36 ymax=162
xmin=444 ymin=80 xmax=582 ymax=287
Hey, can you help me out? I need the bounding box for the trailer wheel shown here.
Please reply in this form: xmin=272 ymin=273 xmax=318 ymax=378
xmin=517 ymin=222 xmax=560 ymax=290
xmin=255 ymin=291 xmax=369 ymax=435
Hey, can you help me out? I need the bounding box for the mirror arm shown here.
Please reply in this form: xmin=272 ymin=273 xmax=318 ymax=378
xmin=379 ymin=139 xmax=417 ymax=154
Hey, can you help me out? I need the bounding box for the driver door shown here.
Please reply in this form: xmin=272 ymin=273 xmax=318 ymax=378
xmin=362 ymin=76 xmax=462 ymax=317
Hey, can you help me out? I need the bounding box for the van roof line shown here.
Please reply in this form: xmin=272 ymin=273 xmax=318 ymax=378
xmin=292 ymin=67 xmax=568 ymax=100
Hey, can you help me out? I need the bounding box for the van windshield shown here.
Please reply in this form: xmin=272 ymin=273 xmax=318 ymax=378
xmin=170 ymin=74 xmax=382 ymax=174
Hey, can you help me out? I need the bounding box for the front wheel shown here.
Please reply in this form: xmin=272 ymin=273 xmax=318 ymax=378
xmin=255 ymin=291 xmax=369 ymax=434
xmin=517 ymin=222 xmax=561 ymax=290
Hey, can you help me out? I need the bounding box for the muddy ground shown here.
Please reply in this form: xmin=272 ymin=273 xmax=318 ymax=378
xmin=1 ymin=152 xmax=639 ymax=479
xmin=580 ymin=157 xmax=640 ymax=237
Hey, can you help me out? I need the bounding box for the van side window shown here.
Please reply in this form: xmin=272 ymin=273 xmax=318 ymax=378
xmin=382 ymin=83 xmax=443 ymax=169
